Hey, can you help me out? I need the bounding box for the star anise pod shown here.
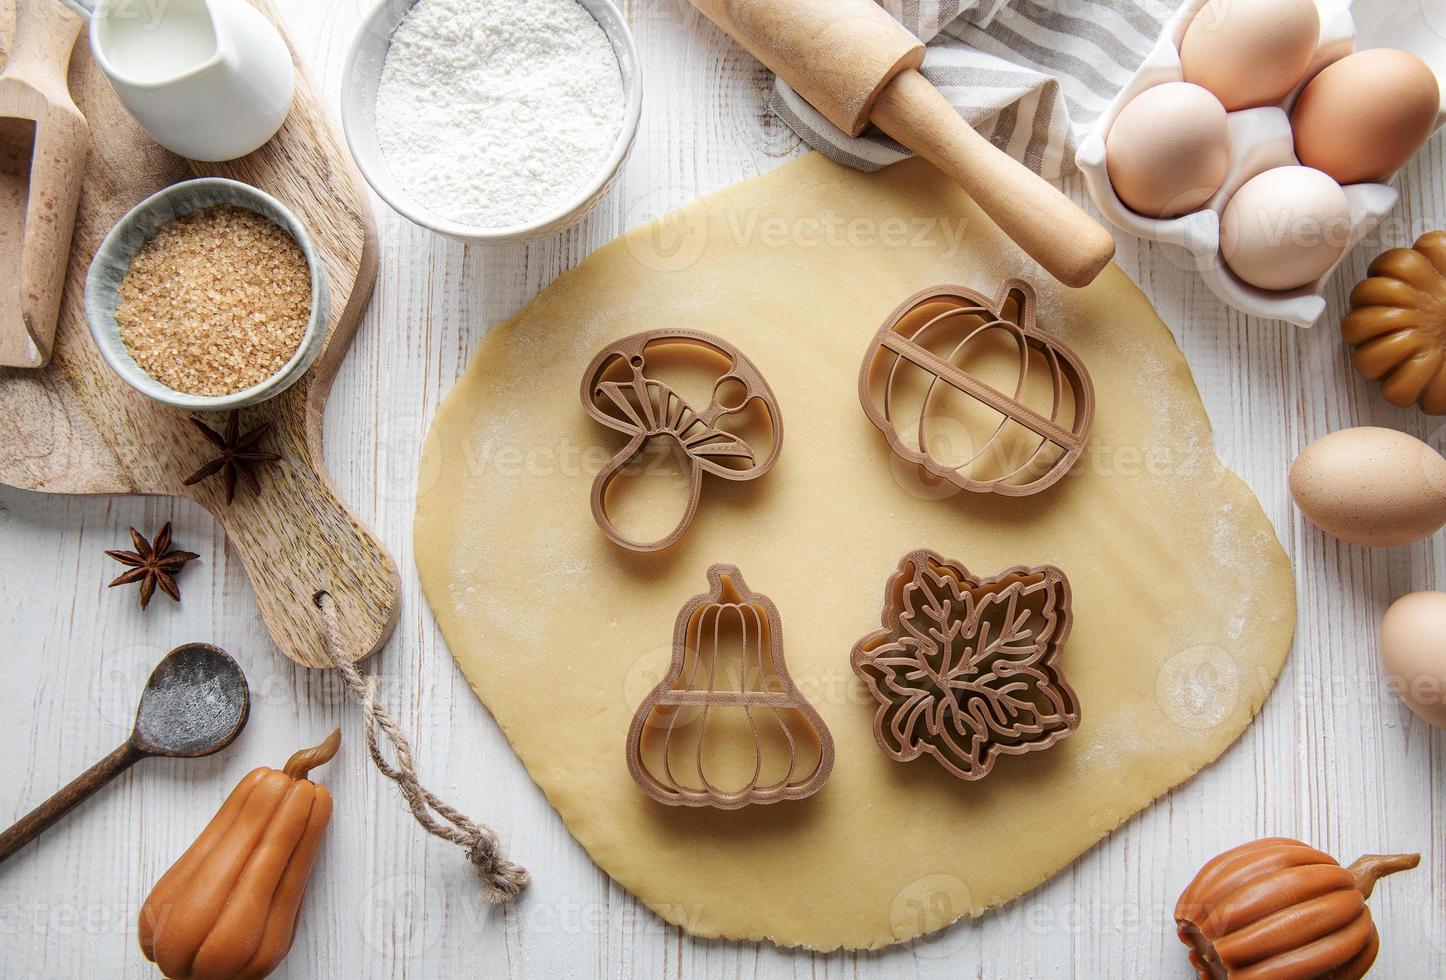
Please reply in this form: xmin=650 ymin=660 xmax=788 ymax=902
xmin=183 ymin=410 xmax=283 ymax=505
xmin=106 ymin=522 xmax=200 ymax=611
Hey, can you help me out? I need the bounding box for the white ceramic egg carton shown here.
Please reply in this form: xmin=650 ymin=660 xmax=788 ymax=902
xmin=1078 ymin=0 xmax=1446 ymax=327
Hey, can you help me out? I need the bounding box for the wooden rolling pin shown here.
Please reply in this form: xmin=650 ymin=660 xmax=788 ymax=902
xmin=689 ymin=0 xmax=1115 ymax=288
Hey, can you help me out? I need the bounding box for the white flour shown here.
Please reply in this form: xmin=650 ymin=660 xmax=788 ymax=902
xmin=375 ymin=0 xmax=625 ymax=229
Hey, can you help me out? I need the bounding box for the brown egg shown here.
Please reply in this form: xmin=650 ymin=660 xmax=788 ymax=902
xmin=1293 ymin=49 xmax=1441 ymax=185
xmin=1106 ymin=82 xmax=1231 ymax=218
xmin=1381 ymin=592 xmax=1446 ymax=728
xmin=1288 ymin=427 xmax=1446 ymax=547
xmin=1180 ymin=0 xmax=1320 ymax=110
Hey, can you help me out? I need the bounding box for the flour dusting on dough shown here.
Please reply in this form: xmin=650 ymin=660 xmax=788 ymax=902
xmin=412 ymin=155 xmax=1298 ymax=952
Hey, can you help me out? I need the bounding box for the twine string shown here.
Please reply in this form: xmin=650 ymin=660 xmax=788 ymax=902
xmin=316 ymin=592 xmax=530 ymax=904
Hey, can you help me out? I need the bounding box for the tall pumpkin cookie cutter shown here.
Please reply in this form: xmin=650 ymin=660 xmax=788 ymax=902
xmin=859 ymin=279 xmax=1094 ymax=497
xmin=581 ymin=329 xmax=783 ymax=552
xmin=626 ymin=564 xmax=834 ymax=809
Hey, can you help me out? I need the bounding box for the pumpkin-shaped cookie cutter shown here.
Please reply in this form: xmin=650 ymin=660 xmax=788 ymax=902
xmin=859 ymin=279 xmax=1094 ymax=497
xmin=625 ymin=564 xmax=834 ymax=808
xmin=581 ymin=329 xmax=783 ymax=552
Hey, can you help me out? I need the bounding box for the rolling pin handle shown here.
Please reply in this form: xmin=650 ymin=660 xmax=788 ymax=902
xmin=870 ymin=69 xmax=1116 ymax=288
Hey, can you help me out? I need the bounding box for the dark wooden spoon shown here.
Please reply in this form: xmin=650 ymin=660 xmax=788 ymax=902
xmin=0 ymin=643 xmax=250 ymax=864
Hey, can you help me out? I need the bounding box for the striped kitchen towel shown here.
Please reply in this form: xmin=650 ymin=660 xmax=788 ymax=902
xmin=768 ymin=0 xmax=1174 ymax=179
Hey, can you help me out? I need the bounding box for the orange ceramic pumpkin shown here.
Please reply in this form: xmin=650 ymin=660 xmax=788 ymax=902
xmin=1175 ymin=837 xmax=1418 ymax=979
xmin=1343 ymin=232 xmax=1446 ymax=414
xmin=139 ymin=730 xmax=340 ymax=980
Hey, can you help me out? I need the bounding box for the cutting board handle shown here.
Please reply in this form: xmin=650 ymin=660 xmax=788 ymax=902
xmin=201 ymin=446 xmax=400 ymax=669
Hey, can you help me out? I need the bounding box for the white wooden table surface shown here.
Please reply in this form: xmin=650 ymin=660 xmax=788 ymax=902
xmin=3 ymin=1 xmax=1444 ymax=976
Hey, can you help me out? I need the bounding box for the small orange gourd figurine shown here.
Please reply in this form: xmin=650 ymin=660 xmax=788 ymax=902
xmin=139 ymin=730 xmax=341 ymax=980
xmin=1175 ymin=837 xmax=1419 ymax=979
xmin=1343 ymin=231 xmax=1446 ymax=414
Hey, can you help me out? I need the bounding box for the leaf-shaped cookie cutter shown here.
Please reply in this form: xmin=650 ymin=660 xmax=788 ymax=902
xmin=581 ymin=329 xmax=783 ymax=552
xmin=859 ymin=279 xmax=1094 ymax=496
xmin=851 ymin=549 xmax=1081 ymax=781
xmin=626 ymin=564 xmax=835 ymax=809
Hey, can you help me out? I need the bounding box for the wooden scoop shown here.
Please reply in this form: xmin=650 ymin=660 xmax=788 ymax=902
xmin=0 ymin=644 xmax=250 ymax=865
xmin=688 ymin=0 xmax=1115 ymax=288
xmin=0 ymin=0 xmax=88 ymax=368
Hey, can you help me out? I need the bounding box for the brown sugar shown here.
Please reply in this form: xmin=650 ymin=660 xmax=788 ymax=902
xmin=116 ymin=205 xmax=312 ymax=397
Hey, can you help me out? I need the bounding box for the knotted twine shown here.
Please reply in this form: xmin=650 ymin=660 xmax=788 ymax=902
xmin=317 ymin=592 xmax=530 ymax=904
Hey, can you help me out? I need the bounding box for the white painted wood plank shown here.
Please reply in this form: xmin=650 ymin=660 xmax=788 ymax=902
xmin=1 ymin=0 xmax=1442 ymax=976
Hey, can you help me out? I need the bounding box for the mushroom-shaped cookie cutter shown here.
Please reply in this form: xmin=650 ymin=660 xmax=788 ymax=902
xmin=626 ymin=564 xmax=834 ymax=808
xmin=859 ymin=279 xmax=1094 ymax=496
xmin=851 ymin=549 xmax=1081 ymax=781
xmin=581 ymin=329 xmax=783 ymax=552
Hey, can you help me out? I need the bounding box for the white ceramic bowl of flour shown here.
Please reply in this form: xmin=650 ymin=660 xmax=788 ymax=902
xmin=341 ymin=0 xmax=641 ymax=244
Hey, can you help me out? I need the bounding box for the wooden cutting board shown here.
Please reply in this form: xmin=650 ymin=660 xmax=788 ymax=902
xmin=0 ymin=0 xmax=398 ymax=668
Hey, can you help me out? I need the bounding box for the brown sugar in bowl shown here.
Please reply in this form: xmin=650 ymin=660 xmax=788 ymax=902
xmin=86 ymin=177 xmax=330 ymax=412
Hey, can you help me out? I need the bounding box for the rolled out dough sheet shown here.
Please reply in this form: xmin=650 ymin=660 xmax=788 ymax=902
xmin=414 ymin=153 xmax=1296 ymax=951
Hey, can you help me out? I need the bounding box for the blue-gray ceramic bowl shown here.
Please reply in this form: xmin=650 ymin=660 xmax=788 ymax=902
xmin=85 ymin=177 xmax=330 ymax=412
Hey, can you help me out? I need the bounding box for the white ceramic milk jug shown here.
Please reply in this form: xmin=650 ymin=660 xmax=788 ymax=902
xmin=86 ymin=0 xmax=295 ymax=162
